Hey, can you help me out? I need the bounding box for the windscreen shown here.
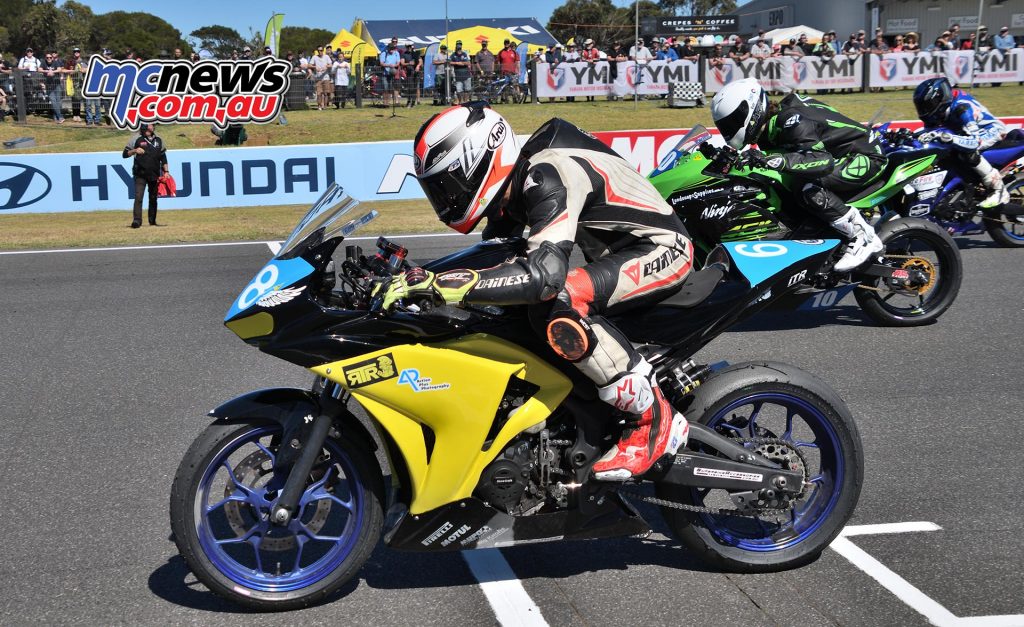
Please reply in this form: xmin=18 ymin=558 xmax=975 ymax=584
xmin=277 ymin=183 xmax=377 ymax=257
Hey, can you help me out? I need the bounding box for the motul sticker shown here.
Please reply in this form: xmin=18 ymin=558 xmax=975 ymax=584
xmin=693 ymin=467 xmax=763 ymax=482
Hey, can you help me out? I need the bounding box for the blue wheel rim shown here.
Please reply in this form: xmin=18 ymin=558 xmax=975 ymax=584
xmin=195 ymin=425 xmax=365 ymax=593
xmin=691 ymin=392 xmax=845 ymax=552
xmin=1001 ymin=179 xmax=1024 ymax=240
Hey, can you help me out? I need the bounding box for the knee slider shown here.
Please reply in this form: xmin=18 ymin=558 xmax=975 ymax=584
xmin=545 ymin=303 xmax=596 ymax=363
xmin=800 ymin=182 xmax=829 ymax=209
xmin=526 ymin=240 xmax=569 ymax=301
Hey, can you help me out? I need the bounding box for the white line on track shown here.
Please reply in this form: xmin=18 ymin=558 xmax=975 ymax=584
xmin=461 ymin=549 xmax=548 ymax=627
xmin=831 ymin=522 xmax=1024 ymax=626
xmin=0 ymin=232 xmax=471 ymax=256
xmin=265 ymin=241 xmax=282 ymax=255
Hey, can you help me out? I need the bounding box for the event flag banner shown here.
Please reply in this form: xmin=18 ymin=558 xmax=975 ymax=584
xmin=535 ymin=60 xmax=699 ymax=98
xmin=422 ymin=43 xmax=439 ymax=89
xmin=704 ymin=55 xmax=863 ymax=93
xmin=869 ymin=50 xmax=1024 ymax=88
xmin=6 ymin=118 xmax=1024 ymax=214
xmin=263 ymin=14 xmax=284 ymax=57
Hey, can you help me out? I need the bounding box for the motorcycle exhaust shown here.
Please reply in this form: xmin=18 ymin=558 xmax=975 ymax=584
xmin=997 ymin=202 xmax=1024 ymax=217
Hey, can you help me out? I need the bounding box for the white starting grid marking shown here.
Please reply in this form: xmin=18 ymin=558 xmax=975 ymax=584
xmin=832 ymin=522 xmax=1024 ymax=627
xmin=462 ymin=549 xmax=548 ymax=627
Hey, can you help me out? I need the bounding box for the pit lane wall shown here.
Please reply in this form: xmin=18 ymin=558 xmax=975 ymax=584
xmin=3 ymin=117 xmax=1024 ymax=213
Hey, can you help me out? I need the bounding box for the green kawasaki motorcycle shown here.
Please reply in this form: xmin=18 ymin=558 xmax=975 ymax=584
xmin=649 ymin=126 xmax=962 ymax=327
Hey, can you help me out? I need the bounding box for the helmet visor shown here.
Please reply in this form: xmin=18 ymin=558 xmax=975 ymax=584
xmin=716 ymin=100 xmax=751 ymax=147
xmin=418 ymin=156 xmax=491 ymax=226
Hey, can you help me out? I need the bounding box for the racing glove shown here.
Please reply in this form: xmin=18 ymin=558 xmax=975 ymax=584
xmin=918 ymin=130 xmax=954 ymax=144
xmin=376 ymin=267 xmax=479 ymax=310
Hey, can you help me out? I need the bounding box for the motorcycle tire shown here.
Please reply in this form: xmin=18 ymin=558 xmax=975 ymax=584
xmin=657 ymin=361 xmax=863 ymax=573
xmin=169 ymin=419 xmax=384 ymax=610
xmin=854 ymin=217 xmax=962 ymax=327
xmin=984 ymin=175 xmax=1024 ymax=247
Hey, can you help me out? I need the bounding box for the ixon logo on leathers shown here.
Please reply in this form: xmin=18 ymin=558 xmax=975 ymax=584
xmin=83 ymin=56 xmax=291 ymax=130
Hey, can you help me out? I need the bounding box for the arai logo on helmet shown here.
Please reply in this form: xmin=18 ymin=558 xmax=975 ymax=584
xmin=488 ymin=121 xmax=507 ymax=150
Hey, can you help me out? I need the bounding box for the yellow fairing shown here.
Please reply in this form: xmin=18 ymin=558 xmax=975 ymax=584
xmin=311 ymin=334 xmax=572 ymax=514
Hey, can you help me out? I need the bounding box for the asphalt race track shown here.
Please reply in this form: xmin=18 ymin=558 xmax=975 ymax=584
xmin=1 ymin=232 xmax=1022 ymax=626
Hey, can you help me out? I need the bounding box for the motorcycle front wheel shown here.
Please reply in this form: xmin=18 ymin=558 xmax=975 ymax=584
xmin=169 ymin=419 xmax=384 ymax=610
xmin=854 ymin=217 xmax=962 ymax=326
xmin=984 ymin=175 xmax=1024 ymax=247
xmin=658 ymin=362 xmax=863 ymax=572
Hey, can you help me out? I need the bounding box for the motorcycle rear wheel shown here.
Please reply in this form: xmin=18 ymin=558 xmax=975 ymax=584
xmin=169 ymin=419 xmax=384 ymax=610
xmin=658 ymin=362 xmax=863 ymax=573
xmin=854 ymin=217 xmax=962 ymax=326
xmin=984 ymin=175 xmax=1024 ymax=247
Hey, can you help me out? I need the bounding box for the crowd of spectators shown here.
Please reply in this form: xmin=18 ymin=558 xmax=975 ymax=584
xmin=2 ymin=22 xmax=1023 ymax=123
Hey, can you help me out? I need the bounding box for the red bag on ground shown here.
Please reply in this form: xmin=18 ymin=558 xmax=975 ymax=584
xmin=157 ymin=173 xmax=177 ymax=198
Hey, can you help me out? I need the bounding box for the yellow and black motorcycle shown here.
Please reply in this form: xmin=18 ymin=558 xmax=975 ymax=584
xmin=170 ymin=185 xmax=864 ymax=610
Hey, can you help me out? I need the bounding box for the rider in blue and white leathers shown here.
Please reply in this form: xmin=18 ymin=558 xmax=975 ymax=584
xmin=914 ymin=78 xmax=1009 ymax=208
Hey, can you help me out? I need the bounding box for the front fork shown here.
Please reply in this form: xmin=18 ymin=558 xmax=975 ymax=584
xmin=270 ymin=381 xmax=345 ymax=526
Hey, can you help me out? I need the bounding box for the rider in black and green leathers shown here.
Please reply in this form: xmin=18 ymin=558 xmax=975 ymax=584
xmin=710 ymin=78 xmax=885 ymax=272
xmin=757 ymin=92 xmax=887 ymax=222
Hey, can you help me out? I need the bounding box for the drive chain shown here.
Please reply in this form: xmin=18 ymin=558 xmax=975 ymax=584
xmin=618 ymin=438 xmax=808 ymax=519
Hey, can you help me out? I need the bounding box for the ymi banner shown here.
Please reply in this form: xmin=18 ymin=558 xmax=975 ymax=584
xmin=704 ymin=55 xmax=863 ymax=93
xmin=535 ymin=60 xmax=699 ymax=98
xmin=869 ymin=50 xmax=1024 ymax=88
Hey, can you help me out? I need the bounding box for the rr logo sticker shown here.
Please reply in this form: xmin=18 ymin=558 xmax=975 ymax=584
xmin=342 ymin=354 xmax=398 ymax=389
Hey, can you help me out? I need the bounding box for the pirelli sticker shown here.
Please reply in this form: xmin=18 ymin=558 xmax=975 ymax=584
xmin=342 ymin=353 xmax=397 ymax=389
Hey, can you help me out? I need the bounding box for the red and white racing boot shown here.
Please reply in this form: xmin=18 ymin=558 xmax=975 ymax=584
xmin=592 ymin=383 xmax=689 ymax=482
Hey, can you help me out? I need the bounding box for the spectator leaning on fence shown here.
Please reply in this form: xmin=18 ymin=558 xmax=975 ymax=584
xmin=904 ymin=32 xmax=920 ymax=51
xmin=18 ymin=47 xmax=40 ymax=71
xmin=961 ymin=33 xmax=975 ymax=50
xmin=728 ymin=36 xmax=749 ymax=61
xmin=814 ymin=34 xmax=836 ymax=59
xmin=42 ymin=50 xmax=65 ymax=124
xmin=66 ymin=47 xmax=86 ymax=122
xmin=629 ymin=38 xmax=652 ymax=63
xmin=607 ymin=42 xmax=625 ymax=100
xmin=891 ymin=35 xmax=904 ymax=52
xmin=977 ymin=26 xmax=991 ymax=50
xmin=677 ymin=37 xmax=699 ymax=62
xmin=751 ymin=37 xmax=772 ymax=59
xmin=949 ymin=24 xmax=962 ymax=49
xmin=871 ymin=34 xmax=889 ymax=54
xmin=995 ymin=27 xmax=1015 ymax=52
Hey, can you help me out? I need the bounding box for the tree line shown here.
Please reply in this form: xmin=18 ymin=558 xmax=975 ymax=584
xmin=0 ymin=0 xmax=333 ymax=60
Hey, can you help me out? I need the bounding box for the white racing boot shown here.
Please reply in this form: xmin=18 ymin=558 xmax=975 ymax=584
xmin=831 ymin=207 xmax=884 ymax=273
xmin=977 ymin=161 xmax=1010 ymax=209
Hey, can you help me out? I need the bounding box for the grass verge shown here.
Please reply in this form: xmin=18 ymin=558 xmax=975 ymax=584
xmin=3 ymin=86 xmax=1023 ymax=155
xmin=0 ymin=199 xmax=439 ymax=251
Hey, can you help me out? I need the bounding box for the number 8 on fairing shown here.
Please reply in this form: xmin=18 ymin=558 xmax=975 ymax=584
xmin=237 ymin=264 xmax=280 ymax=310
xmin=733 ymin=242 xmax=788 ymax=257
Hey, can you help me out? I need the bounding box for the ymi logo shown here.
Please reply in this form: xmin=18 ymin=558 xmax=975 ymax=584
xmin=82 ymin=55 xmax=292 ymax=130
xmin=546 ymin=67 xmax=566 ymax=90
xmin=712 ymin=64 xmax=733 ymax=86
xmin=792 ymin=61 xmax=807 ymax=84
xmin=879 ymin=58 xmax=897 ymax=81
xmin=954 ymin=55 xmax=971 ymax=80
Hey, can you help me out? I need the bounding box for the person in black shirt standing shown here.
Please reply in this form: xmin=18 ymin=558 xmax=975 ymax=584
xmin=122 ymin=123 xmax=168 ymax=228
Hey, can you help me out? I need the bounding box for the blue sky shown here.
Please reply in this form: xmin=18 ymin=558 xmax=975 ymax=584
xmin=74 ymin=1 xmax=606 ymax=41
xmin=75 ymin=1 xmax=752 ymax=42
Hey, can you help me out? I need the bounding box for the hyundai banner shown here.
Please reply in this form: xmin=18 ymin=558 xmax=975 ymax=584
xmin=705 ymin=55 xmax=864 ymax=93
xmin=869 ymin=50 xmax=1024 ymax=88
xmin=535 ymin=60 xmax=699 ymax=98
xmin=5 ymin=118 xmax=1024 ymax=214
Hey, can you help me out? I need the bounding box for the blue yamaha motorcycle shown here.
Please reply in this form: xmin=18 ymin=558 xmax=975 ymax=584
xmin=876 ymin=123 xmax=1024 ymax=247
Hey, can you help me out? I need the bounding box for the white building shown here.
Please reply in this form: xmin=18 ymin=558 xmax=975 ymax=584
xmin=736 ymin=0 xmax=1024 ymax=41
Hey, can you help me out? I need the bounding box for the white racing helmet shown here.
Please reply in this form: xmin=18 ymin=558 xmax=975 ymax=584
xmin=711 ymin=78 xmax=769 ymax=149
xmin=413 ymin=102 xmax=521 ymax=234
